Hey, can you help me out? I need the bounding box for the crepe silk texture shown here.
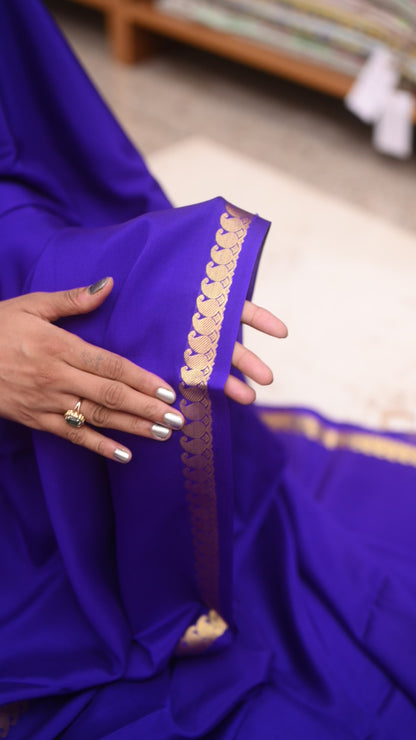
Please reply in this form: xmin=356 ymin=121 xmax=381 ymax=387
xmin=1 ymin=2 xmax=416 ymax=738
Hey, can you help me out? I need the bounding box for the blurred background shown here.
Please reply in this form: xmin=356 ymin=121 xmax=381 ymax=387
xmin=47 ymin=0 xmax=416 ymax=433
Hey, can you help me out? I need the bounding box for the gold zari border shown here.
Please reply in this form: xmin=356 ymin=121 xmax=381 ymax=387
xmin=259 ymin=410 xmax=416 ymax=468
xmin=177 ymin=203 xmax=253 ymax=655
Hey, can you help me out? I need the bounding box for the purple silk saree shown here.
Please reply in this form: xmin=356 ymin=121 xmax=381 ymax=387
xmin=1 ymin=2 xmax=416 ymax=738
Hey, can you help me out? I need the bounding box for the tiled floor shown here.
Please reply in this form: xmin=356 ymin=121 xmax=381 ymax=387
xmin=50 ymin=1 xmax=416 ymax=232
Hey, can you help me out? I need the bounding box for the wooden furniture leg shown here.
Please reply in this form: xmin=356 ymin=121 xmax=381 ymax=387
xmin=106 ymin=2 xmax=160 ymax=63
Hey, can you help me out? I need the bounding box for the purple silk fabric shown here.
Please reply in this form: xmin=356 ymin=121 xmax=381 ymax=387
xmin=2 ymin=2 xmax=416 ymax=738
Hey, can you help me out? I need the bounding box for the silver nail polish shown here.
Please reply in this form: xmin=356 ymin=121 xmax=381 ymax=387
xmin=113 ymin=448 xmax=131 ymax=463
xmin=163 ymin=412 xmax=183 ymax=430
xmin=155 ymin=387 xmax=176 ymax=404
xmin=88 ymin=277 xmax=109 ymax=295
xmin=151 ymin=423 xmax=171 ymax=440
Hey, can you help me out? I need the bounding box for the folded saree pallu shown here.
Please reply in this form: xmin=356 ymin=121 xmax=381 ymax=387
xmin=1 ymin=1 xmax=416 ymax=738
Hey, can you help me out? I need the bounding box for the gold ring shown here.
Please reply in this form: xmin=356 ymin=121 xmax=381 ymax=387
xmin=64 ymin=400 xmax=86 ymax=428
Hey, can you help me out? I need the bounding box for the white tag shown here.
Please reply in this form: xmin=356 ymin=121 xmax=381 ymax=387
xmin=373 ymin=89 xmax=414 ymax=158
xmin=345 ymin=47 xmax=400 ymax=123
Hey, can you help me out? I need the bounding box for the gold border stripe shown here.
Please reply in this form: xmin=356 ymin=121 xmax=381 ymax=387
xmin=259 ymin=410 xmax=416 ymax=468
xmin=178 ymin=203 xmax=252 ymax=645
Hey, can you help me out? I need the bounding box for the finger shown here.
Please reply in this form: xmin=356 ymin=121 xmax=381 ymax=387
xmin=40 ymin=411 xmax=134 ymax=462
xmin=63 ymin=395 xmax=177 ymax=440
xmin=61 ymin=333 xmax=177 ymax=404
xmin=224 ymin=375 xmax=256 ymax=405
xmin=241 ymin=301 xmax=288 ymax=338
xmin=25 ymin=277 xmax=114 ymax=323
xmin=46 ymin=411 xmax=173 ymax=465
xmin=231 ymin=342 xmax=273 ymax=386
xmin=61 ymin=368 xmax=184 ymax=430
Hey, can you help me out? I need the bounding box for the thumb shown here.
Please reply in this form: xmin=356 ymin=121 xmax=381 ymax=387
xmin=29 ymin=277 xmax=114 ymax=322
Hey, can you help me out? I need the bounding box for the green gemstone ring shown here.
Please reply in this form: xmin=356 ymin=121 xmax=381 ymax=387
xmin=64 ymin=400 xmax=86 ymax=428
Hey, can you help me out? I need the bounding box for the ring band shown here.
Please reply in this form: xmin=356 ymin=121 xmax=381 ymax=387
xmin=64 ymin=400 xmax=86 ymax=428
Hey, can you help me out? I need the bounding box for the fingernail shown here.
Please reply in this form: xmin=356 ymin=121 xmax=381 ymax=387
xmin=163 ymin=412 xmax=183 ymax=430
xmin=113 ymin=448 xmax=131 ymax=463
xmin=88 ymin=277 xmax=109 ymax=295
xmin=151 ymin=423 xmax=171 ymax=440
xmin=155 ymin=387 xmax=176 ymax=404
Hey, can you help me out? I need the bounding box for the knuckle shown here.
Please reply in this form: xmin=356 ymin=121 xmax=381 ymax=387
xmin=130 ymin=416 xmax=145 ymax=435
xmin=63 ymin=288 xmax=82 ymax=312
xmin=140 ymin=398 xmax=157 ymax=421
xmin=103 ymin=381 xmax=123 ymax=409
xmin=95 ymin=439 xmax=107 ymax=458
xmin=104 ymin=355 xmax=124 ymax=381
xmin=90 ymin=404 xmax=110 ymax=427
xmin=36 ymin=364 xmax=57 ymax=387
xmin=37 ymin=417 xmax=50 ymax=432
xmin=66 ymin=429 xmax=84 ymax=446
xmin=19 ymin=409 xmax=40 ymax=429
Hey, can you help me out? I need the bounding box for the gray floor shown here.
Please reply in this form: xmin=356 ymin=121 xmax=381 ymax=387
xmin=50 ymin=1 xmax=416 ymax=233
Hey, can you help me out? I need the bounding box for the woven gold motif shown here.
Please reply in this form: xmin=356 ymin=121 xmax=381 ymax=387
xmin=176 ymin=609 xmax=228 ymax=656
xmin=178 ymin=203 xmax=253 ymax=643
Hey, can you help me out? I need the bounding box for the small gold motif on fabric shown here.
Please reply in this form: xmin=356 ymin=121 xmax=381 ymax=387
xmin=176 ymin=609 xmax=228 ymax=656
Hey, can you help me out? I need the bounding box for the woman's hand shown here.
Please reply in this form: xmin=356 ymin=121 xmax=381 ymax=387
xmin=0 ymin=278 xmax=184 ymax=463
xmin=225 ymin=301 xmax=288 ymax=404
xmin=0 ymin=281 xmax=286 ymax=463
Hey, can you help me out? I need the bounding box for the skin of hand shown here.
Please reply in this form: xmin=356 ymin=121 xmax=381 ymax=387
xmin=0 ymin=278 xmax=287 ymax=462
xmin=227 ymin=301 xmax=288 ymax=404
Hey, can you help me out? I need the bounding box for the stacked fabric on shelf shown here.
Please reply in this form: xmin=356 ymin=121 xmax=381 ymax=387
xmin=155 ymin=0 xmax=416 ymax=90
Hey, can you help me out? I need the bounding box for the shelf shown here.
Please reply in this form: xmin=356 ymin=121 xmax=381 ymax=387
xmin=67 ymin=0 xmax=416 ymax=121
